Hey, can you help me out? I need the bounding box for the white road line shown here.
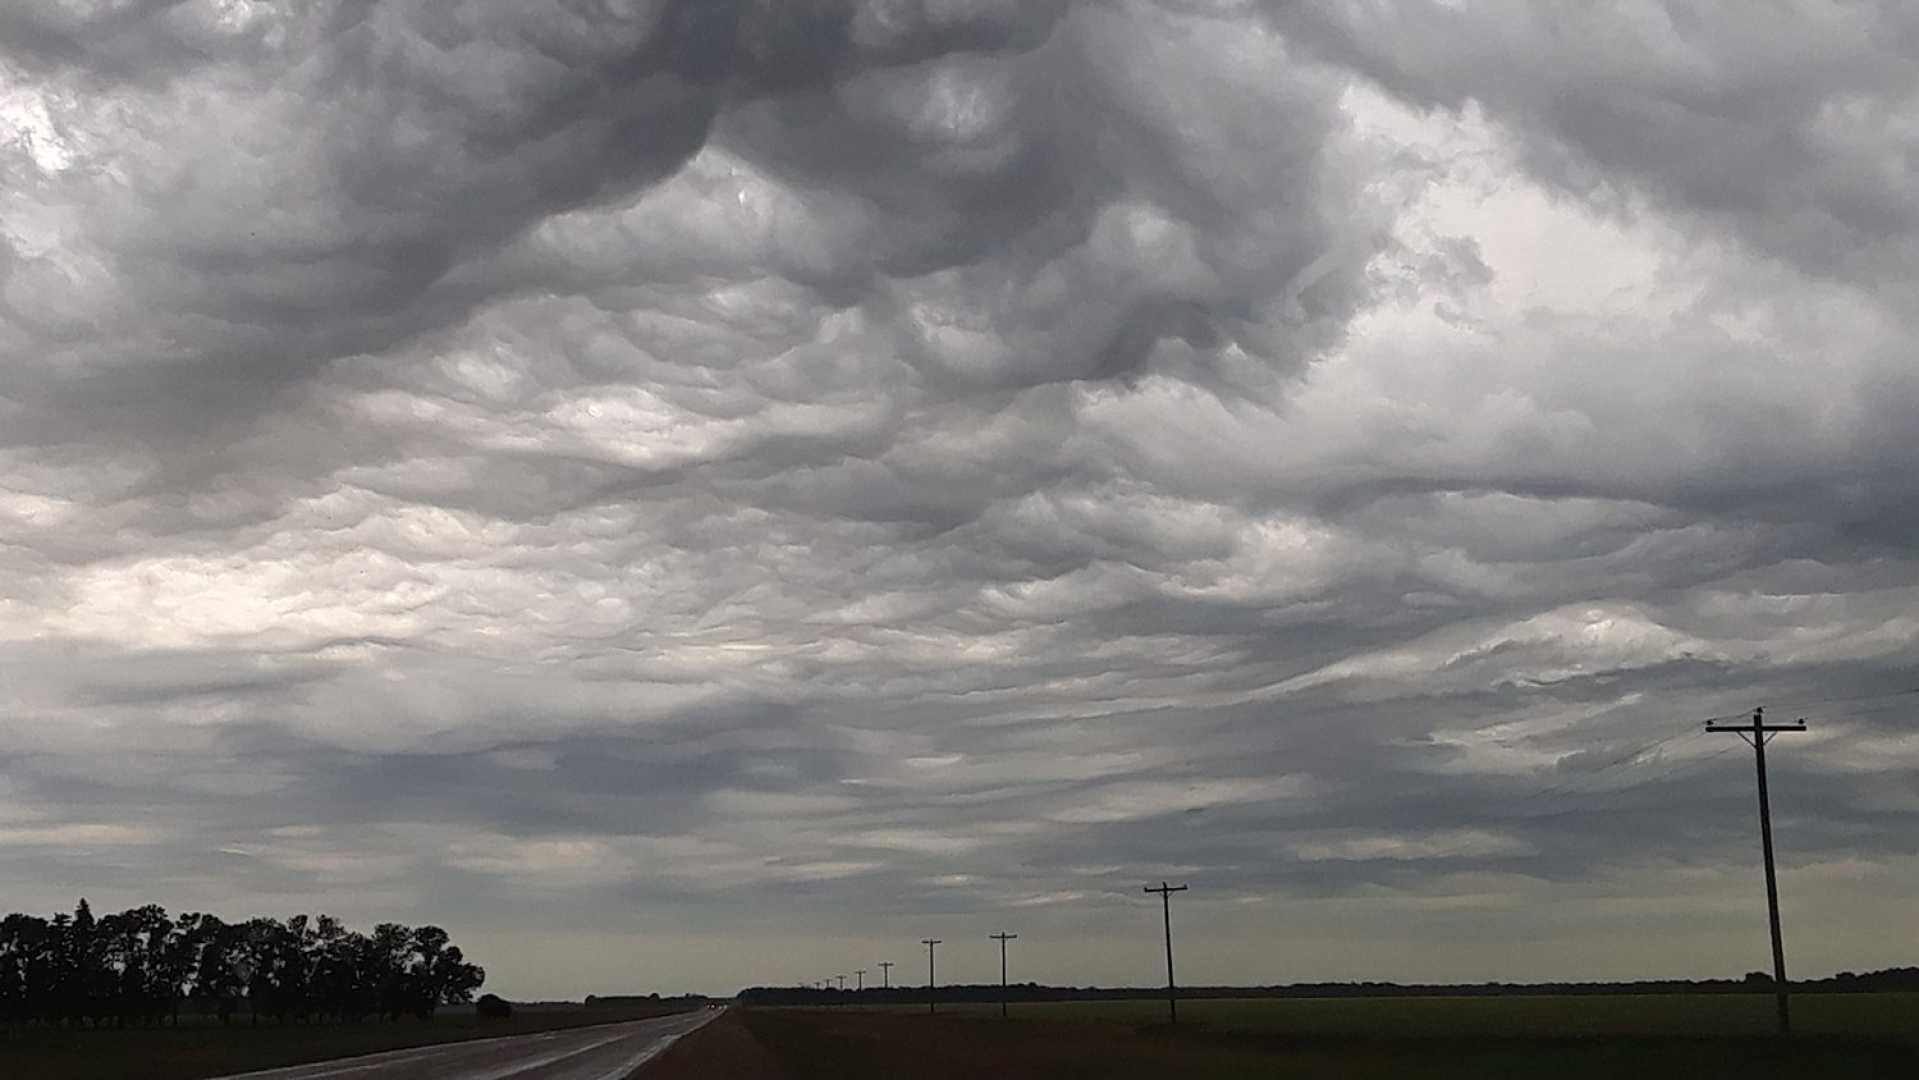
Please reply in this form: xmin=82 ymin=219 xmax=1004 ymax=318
xmin=204 ymin=1015 xmax=704 ymax=1080
xmin=450 ymin=1028 xmax=639 ymax=1080
xmin=579 ymin=1035 xmax=676 ymax=1080
xmin=207 ymin=1036 xmax=502 ymax=1080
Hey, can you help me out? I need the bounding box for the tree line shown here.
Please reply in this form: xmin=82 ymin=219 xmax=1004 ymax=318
xmin=0 ymin=899 xmax=484 ymax=1029
xmin=740 ymin=968 xmax=1919 ymax=1006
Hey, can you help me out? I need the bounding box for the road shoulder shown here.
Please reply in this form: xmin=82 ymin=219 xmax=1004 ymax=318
xmin=638 ymin=1009 xmax=788 ymax=1080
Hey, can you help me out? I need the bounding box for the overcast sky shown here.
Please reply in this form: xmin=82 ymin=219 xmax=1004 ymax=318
xmin=2 ymin=0 xmax=1916 ymax=1000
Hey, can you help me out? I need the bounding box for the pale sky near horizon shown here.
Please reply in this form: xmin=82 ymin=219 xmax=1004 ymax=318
xmin=2 ymin=1 xmax=1917 ymax=1000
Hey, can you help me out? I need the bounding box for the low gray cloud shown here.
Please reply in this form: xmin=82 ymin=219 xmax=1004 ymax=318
xmin=1 ymin=0 xmax=1915 ymax=997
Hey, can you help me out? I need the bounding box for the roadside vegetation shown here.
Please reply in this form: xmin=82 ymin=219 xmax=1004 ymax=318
xmin=0 ymin=897 xmax=714 ymax=1078
xmin=5 ymin=999 xmax=704 ymax=1080
xmin=2 ymin=899 xmax=484 ymax=1029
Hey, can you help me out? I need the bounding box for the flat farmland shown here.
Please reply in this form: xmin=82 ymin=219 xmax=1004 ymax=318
xmin=908 ymin=991 xmax=1919 ymax=1040
xmin=651 ymin=996 xmax=1919 ymax=1079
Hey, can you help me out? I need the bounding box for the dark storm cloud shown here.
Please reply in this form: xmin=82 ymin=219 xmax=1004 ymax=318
xmin=1 ymin=0 xmax=1916 ymax=995
xmin=1 ymin=2 xmax=1086 ymax=444
xmin=0 ymin=0 xmax=268 ymax=82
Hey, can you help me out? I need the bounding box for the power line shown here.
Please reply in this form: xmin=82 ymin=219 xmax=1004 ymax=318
xmin=1473 ymin=685 xmax=1907 ymax=818
xmin=1610 ymin=741 xmax=1742 ymax=798
xmin=1463 ymin=687 xmax=1905 ymax=809
xmin=1699 ymin=685 xmax=1919 ymax=724
xmin=1814 ymin=698 xmax=1919 ymax=722
xmin=1501 ymin=741 xmax=1742 ymax=824
xmin=1775 ymin=684 xmax=1916 ymax=710
xmin=1494 ymin=726 xmax=1705 ymax=817
xmin=1454 ymin=709 xmax=1699 ymax=759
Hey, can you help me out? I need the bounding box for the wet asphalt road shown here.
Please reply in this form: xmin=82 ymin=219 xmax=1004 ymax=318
xmin=203 ymin=1008 xmax=720 ymax=1080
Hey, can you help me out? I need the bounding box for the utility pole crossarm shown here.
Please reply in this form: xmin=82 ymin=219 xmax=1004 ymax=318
xmin=1705 ymin=720 xmax=1806 ymax=735
xmin=1704 ymin=721 xmax=1807 ymax=731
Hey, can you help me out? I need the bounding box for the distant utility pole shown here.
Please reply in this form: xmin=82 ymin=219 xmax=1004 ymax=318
xmin=921 ymin=939 xmax=942 ymax=1015
xmin=990 ymin=932 xmax=1018 ymax=1019
xmin=1706 ymin=707 xmax=1807 ymax=1036
xmin=879 ymin=961 xmax=893 ymax=989
xmin=855 ymin=969 xmax=866 ymax=991
xmin=1145 ymin=881 xmax=1188 ymax=1026
xmin=836 ymin=974 xmax=845 ymax=991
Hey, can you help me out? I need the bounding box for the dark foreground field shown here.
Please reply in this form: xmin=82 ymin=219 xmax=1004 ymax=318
xmin=2 ymin=1002 xmax=701 ymax=1080
xmin=648 ymin=995 xmax=1919 ymax=1079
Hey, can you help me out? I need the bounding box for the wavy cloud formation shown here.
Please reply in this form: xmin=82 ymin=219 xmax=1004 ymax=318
xmin=1 ymin=1 xmax=1914 ymax=995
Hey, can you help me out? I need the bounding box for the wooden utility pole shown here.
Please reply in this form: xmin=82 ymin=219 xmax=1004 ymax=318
xmin=1144 ymin=881 xmax=1188 ymax=1025
xmin=1706 ymin=707 xmax=1807 ymax=1035
xmin=990 ymin=932 xmax=1018 ymax=1019
xmin=855 ymin=969 xmax=866 ymax=991
xmin=879 ymin=960 xmax=893 ymax=989
xmin=921 ymin=939 xmax=941 ymax=1015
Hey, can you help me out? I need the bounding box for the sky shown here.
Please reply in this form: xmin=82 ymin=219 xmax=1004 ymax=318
xmin=1 ymin=0 xmax=1916 ymax=1001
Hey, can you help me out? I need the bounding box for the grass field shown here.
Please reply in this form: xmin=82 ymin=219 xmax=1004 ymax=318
xmin=897 ymin=991 xmax=1919 ymax=1041
xmin=0 ymin=1002 xmax=701 ymax=1080
xmin=652 ymin=995 xmax=1919 ymax=1079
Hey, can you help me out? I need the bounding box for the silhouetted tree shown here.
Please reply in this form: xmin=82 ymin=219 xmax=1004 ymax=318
xmin=371 ymin=922 xmax=412 ymax=1021
xmin=71 ymin=899 xmax=107 ymax=1027
xmin=406 ymin=926 xmax=482 ymax=1019
xmin=0 ymin=913 xmax=47 ymax=1028
xmin=99 ymin=903 xmax=174 ymax=1027
xmin=186 ymin=914 xmax=243 ymax=1025
xmin=155 ymin=911 xmax=201 ymax=1026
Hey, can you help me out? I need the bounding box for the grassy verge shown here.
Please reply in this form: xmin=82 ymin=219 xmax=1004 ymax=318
xmin=659 ymin=998 xmax=1919 ymax=1079
xmin=644 ymin=1009 xmax=788 ymax=1079
xmin=2 ymin=1003 xmax=701 ymax=1080
xmin=877 ymin=991 xmax=1919 ymax=1041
